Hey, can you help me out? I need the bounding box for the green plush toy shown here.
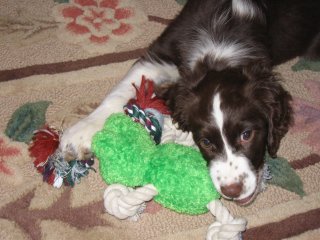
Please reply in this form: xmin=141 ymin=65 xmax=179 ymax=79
xmin=92 ymin=113 xmax=220 ymax=215
xmin=91 ymin=78 xmax=247 ymax=239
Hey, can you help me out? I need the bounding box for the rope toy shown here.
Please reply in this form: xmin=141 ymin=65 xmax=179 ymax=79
xmin=206 ymin=201 xmax=247 ymax=240
xmin=103 ymin=183 xmax=247 ymax=239
xmin=161 ymin=117 xmax=195 ymax=146
xmin=123 ymin=75 xmax=170 ymax=144
xmin=124 ymin=103 xmax=163 ymax=144
xmin=29 ymin=126 xmax=95 ymax=187
xmin=92 ymin=76 xmax=247 ymax=239
xmin=104 ymin=184 xmax=158 ymax=220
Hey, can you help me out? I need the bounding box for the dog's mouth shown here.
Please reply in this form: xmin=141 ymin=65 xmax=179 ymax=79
xmin=234 ymin=190 xmax=257 ymax=206
xmin=233 ymin=166 xmax=266 ymax=206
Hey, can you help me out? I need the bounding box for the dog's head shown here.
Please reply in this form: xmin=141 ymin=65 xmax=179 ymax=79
xmin=157 ymin=68 xmax=293 ymax=205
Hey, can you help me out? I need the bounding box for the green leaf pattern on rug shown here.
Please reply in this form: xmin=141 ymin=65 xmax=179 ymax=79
xmin=175 ymin=0 xmax=188 ymax=5
xmin=54 ymin=0 xmax=69 ymax=3
xmin=5 ymin=101 xmax=52 ymax=143
xmin=292 ymin=58 xmax=320 ymax=72
xmin=266 ymin=155 xmax=305 ymax=197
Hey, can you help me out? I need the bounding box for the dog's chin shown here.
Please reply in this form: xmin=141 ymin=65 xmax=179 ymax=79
xmin=234 ymin=168 xmax=265 ymax=206
xmin=234 ymin=189 xmax=258 ymax=206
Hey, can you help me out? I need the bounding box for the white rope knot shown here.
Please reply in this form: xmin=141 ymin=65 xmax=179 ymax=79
xmin=161 ymin=117 xmax=195 ymax=146
xmin=206 ymin=200 xmax=247 ymax=240
xmin=103 ymin=184 xmax=158 ymax=220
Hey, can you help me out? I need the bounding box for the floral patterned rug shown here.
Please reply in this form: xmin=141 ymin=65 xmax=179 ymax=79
xmin=1 ymin=0 xmax=320 ymax=239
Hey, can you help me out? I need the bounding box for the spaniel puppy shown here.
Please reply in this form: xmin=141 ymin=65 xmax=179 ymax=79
xmin=60 ymin=0 xmax=320 ymax=205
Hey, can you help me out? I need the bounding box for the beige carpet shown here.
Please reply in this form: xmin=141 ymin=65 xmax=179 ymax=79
xmin=1 ymin=0 xmax=320 ymax=239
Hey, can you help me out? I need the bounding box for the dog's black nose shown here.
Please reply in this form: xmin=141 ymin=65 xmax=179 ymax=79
xmin=220 ymin=182 xmax=243 ymax=199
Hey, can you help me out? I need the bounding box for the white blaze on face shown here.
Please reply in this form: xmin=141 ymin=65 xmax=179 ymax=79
xmin=209 ymin=93 xmax=257 ymax=200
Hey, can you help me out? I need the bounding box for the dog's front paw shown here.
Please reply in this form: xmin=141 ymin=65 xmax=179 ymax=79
xmin=60 ymin=117 xmax=104 ymax=160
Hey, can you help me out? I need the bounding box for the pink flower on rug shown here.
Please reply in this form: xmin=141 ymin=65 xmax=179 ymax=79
xmin=53 ymin=0 xmax=147 ymax=53
xmin=0 ymin=137 xmax=21 ymax=175
xmin=145 ymin=200 xmax=163 ymax=214
xmin=291 ymin=79 xmax=320 ymax=153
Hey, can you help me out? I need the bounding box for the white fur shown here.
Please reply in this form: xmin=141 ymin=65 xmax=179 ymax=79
xmin=60 ymin=59 xmax=180 ymax=159
xmin=232 ymin=0 xmax=259 ymax=19
xmin=187 ymin=29 xmax=260 ymax=71
xmin=209 ymin=94 xmax=257 ymax=200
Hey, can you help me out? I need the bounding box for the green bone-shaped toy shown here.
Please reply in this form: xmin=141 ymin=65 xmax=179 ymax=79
xmin=92 ymin=113 xmax=220 ymax=215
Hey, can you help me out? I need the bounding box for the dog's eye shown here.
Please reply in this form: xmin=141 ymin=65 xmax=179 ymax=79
xmin=240 ymin=130 xmax=254 ymax=142
xmin=200 ymin=138 xmax=213 ymax=149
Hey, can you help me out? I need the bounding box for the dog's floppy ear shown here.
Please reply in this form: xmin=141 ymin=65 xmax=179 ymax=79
xmin=252 ymin=74 xmax=293 ymax=157
xmin=155 ymin=82 xmax=198 ymax=132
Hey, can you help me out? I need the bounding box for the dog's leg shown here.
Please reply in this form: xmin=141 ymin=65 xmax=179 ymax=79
xmin=59 ymin=59 xmax=180 ymax=160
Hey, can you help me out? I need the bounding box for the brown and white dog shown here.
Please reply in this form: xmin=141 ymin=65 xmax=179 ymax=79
xmin=60 ymin=0 xmax=320 ymax=205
